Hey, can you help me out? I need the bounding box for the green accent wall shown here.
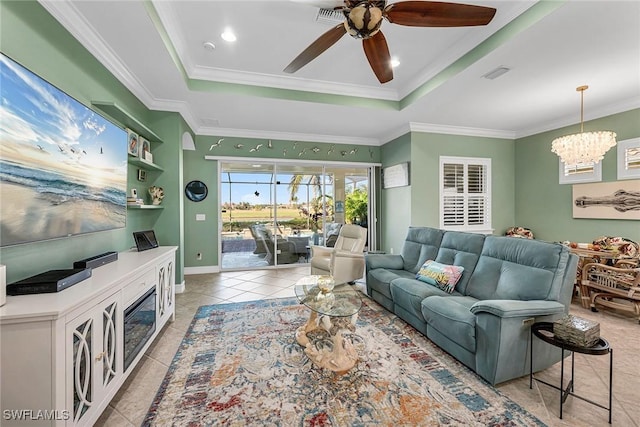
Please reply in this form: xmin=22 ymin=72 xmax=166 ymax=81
xmin=183 ymin=136 xmax=381 ymax=268
xmin=380 ymin=134 xmax=412 ymax=254
xmin=183 ymin=139 xmax=219 ymax=268
xmin=0 ymin=1 xmax=184 ymax=283
xmin=515 ymin=109 xmax=640 ymax=243
xmin=379 ymin=132 xmax=515 ymax=254
xmin=410 ymin=133 xmax=515 ymax=233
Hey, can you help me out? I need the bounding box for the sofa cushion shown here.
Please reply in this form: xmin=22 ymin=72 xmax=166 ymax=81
xmin=422 ymin=296 xmax=478 ymax=353
xmin=368 ymin=268 xmax=416 ymax=299
xmin=416 ymin=260 xmax=464 ymax=293
xmin=434 ymin=231 xmax=485 ymax=295
xmin=401 ymin=227 xmax=445 ymax=273
xmin=390 ymin=278 xmax=459 ymax=322
xmin=465 ymin=236 xmax=567 ymax=301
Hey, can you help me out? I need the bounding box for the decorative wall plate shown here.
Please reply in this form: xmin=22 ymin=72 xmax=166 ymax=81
xmin=185 ymin=180 xmax=208 ymax=202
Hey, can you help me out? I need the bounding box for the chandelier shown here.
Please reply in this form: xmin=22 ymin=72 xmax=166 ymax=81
xmin=551 ymin=85 xmax=617 ymax=165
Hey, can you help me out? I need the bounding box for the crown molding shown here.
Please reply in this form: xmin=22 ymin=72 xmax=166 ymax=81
xmin=515 ymin=97 xmax=640 ymax=139
xmin=189 ymin=65 xmax=399 ymax=101
xmin=38 ymin=0 xmax=157 ymax=109
xmin=196 ymin=126 xmax=378 ymax=146
xmin=409 ymin=122 xmax=516 ymax=139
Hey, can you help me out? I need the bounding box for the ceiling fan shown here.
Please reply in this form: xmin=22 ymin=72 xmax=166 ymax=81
xmin=284 ymin=1 xmax=497 ymax=83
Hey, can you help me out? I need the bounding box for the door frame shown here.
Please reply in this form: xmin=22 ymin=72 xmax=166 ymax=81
xmin=210 ymin=156 xmax=381 ymax=271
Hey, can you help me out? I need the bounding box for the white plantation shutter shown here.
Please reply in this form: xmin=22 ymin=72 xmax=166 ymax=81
xmin=440 ymin=157 xmax=491 ymax=233
xmin=625 ymin=146 xmax=640 ymax=170
xmin=558 ymin=159 xmax=601 ymax=184
xmin=617 ymin=137 xmax=640 ymax=180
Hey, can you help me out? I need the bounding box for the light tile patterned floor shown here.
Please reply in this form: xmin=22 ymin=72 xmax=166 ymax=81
xmin=97 ymin=267 xmax=639 ymax=426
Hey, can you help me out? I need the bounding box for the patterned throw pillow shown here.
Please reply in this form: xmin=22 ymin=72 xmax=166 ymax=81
xmin=416 ymin=260 xmax=464 ymax=293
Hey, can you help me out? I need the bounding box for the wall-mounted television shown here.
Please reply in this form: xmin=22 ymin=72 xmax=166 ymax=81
xmin=0 ymin=53 xmax=127 ymax=247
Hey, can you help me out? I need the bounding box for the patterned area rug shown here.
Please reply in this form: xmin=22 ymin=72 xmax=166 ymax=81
xmin=144 ymin=297 xmax=545 ymax=426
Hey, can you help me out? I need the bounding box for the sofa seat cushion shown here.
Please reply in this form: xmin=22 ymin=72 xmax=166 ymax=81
xmin=422 ymin=296 xmax=479 ymax=353
xmin=368 ymin=269 xmax=416 ymax=298
xmin=390 ymin=278 xmax=460 ymax=322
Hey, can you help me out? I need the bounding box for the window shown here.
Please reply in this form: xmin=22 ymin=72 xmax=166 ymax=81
xmin=439 ymin=156 xmax=492 ymax=233
xmin=558 ymin=159 xmax=601 ymax=184
xmin=617 ymin=137 xmax=640 ymax=180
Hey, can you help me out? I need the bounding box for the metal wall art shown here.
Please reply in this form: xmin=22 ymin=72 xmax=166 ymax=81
xmin=572 ymin=179 xmax=640 ymax=220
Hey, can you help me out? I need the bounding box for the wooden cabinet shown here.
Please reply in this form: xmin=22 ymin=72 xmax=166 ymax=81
xmin=0 ymin=247 xmax=177 ymax=426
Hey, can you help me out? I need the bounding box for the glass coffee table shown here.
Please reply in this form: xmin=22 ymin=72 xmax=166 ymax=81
xmin=294 ymin=275 xmax=363 ymax=374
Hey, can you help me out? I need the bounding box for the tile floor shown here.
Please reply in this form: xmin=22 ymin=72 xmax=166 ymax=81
xmin=97 ymin=267 xmax=639 ymax=426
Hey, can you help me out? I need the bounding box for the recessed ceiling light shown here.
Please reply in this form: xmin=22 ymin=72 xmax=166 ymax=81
xmin=203 ymin=41 xmax=216 ymax=50
xmin=221 ymin=28 xmax=237 ymax=42
xmin=391 ymin=57 xmax=400 ymax=68
xmin=483 ymin=66 xmax=511 ymax=80
xmin=252 ymin=164 xmax=262 ymax=168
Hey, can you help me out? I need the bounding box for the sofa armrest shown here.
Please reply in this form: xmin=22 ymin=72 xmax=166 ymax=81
xmin=470 ymin=300 xmax=565 ymax=318
xmin=365 ymin=254 xmax=404 ymax=270
xmin=310 ymin=245 xmax=333 ymax=258
xmin=333 ymin=250 xmax=364 ymax=259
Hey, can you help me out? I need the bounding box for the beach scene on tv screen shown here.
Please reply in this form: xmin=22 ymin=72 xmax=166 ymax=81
xmin=0 ymin=54 xmax=127 ymax=246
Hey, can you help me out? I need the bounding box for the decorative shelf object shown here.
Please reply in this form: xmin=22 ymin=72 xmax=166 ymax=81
xmin=128 ymin=156 xmax=164 ymax=172
xmin=92 ymin=101 xmax=162 ymax=143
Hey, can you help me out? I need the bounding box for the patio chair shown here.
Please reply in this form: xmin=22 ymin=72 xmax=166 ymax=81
xmin=581 ymin=261 xmax=640 ymax=323
xmin=254 ymin=228 xmax=299 ymax=265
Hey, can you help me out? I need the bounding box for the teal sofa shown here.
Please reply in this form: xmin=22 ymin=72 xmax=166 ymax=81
xmin=365 ymin=227 xmax=578 ymax=385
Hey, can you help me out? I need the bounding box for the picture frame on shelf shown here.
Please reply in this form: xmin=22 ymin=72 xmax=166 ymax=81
xmin=143 ymin=150 xmax=153 ymax=163
xmin=137 ymin=169 xmax=147 ymax=182
xmin=127 ymin=128 xmax=139 ymax=157
xmin=139 ymin=137 xmax=151 ymax=159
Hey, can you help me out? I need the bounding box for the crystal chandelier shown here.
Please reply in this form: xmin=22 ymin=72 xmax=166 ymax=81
xmin=551 ymin=85 xmax=617 ymax=165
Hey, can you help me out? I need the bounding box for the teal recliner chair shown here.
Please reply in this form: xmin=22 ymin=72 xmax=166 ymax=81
xmin=366 ymin=227 xmax=579 ymax=385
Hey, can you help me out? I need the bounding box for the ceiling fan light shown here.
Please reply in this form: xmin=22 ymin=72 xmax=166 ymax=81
xmin=221 ymin=28 xmax=237 ymax=42
xmin=391 ymin=58 xmax=400 ymax=68
xmin=345 ymin=4 xmax=383 ymax=39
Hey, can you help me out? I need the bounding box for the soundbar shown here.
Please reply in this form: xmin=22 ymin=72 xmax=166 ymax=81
xmin=74 ymin=251 xmax=118 ymax=269
xmin=7 ymin=268 xmax=92 ymax=296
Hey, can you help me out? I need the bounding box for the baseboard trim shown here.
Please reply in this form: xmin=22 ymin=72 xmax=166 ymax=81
xmin=175 ymin=280 xmax=186 ymax=294
xmin=184 ymin=265 xmax=220 ymax=275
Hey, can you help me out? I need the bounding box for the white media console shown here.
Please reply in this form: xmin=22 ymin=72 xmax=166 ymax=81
xmin=0 ymin=246 xmax=177 ymax=426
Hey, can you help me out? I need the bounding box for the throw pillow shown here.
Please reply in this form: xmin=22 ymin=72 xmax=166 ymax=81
xmin=416 ymin=260 xmax=464 ymax=293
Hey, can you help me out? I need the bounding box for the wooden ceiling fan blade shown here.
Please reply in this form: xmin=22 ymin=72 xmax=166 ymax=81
xmin=385 ymin=1 xmax=496 ymax=27
xmin=284 ymin=24 xmax=347 ymax=73
xmin=363 ymin=31 xmax=393 ymax=83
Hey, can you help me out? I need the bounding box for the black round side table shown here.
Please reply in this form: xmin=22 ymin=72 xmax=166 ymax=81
xmin=529 ymin=321 xmax=612 ymax=423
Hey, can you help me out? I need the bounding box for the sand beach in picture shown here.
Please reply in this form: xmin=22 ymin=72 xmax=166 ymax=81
xmin=0 ymin=180 xmax=126 ymax=247
xmin=0 ymin=141 xmax=127 ymax=247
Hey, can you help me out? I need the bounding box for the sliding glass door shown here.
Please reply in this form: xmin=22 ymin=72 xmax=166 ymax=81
xmin=220 ymin=161 xmax=372 ymax=270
